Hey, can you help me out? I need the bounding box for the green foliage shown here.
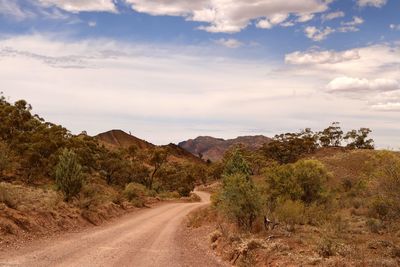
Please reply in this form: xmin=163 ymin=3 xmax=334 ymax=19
xmin=0 ymin=142 xmax=11 ymax=178
xmin=216 ymin=173 xmax=263 ymax=229
xmin=263 ymin=129 xmax=318 ymax=164
xmin=318 ymin=122 xmax=343 ymax=147
xmin=368 ymin=151 xmax=400 ymax=220
xmin=148 ymin=147 xmax=168 ymax=189
xmin=99 ymin=152 xmax=132 ymax=186
xmin=274 ymin=199 xmax=305 ymax=230
xmin=123 ymin=182 xmax=152 ymax=207
xmin=223 ymin=148 xmax=252 ymax=178
xmin=156 ymin=162 xmax=196 ymax=197
xmin=55 ymin=149 xmax=84 ymax=201
xmin=123 ymin=182 xmax=148 ymax=201
xmin=264 ymin=159 xmax=330 ymax=205
xmin=344 ymin=128 xmax=374 ymax=149
xmin=0 ymin=98 xmax=69 ymax=182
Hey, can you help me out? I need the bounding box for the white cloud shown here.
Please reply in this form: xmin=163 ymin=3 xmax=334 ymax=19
xmin=285 ymin=50 xmax=360 ymax=64
xmin=256 ymin=13 xmax=289 ymax=29
xmin=1 ymin=35 xmax=400 ymax=147
xmin=283 ymin=44 xmax=400 ymax=79
xmin=342 ymin=16 xmax=364 ymax=26
xmin=125 ymin=0 xmax=330 ymax=33
xmin=0 ymin=0 xmax=35 ymax=20
xmin=256 ymin=19 xmax=273 ymax=29
xmin=371 ymin=102 xmax=400 ymax=112
xmin=357 ymin=0 xmax=387 ymax=7
xmin=304 ymin=26 xmax=335 ymax=41
xmin=297 ymin=13 xmax=314 ymax=22
xmin=37 ymin=0 xmax=117 ymax=13
xmin=88 ymin=21 xmax=97 ymax=27
xmin=337 ymin=16 xmax=364 ymax=32
xmin=327 ymin=77 xmax=399 ymax=93
xmin=215 ymin=38 xmax=243 ymax=48
xmin=390 ymin=24 xmax=400 ymax=31
xmin=322 ymin=11 xmax=345 ymax=21
xmin=281 ymin=21 xmax=295 ymax=27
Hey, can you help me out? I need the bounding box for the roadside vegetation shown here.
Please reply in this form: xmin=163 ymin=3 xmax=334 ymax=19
xmin=188 ymin=123 xmax=400 ymax=266
xmin=0 ymin=95 xmax=215 ymax=246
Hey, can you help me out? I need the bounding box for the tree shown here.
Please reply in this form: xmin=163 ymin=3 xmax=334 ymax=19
xmin=223 ymin=148 xmax=252 ymax=178
xmin=148 ymin=147 xmax=168 ymax=190
xmin=263 ymin=129 xmax=318 ymax=164
xmin=156 ymin=162 xmax=196 ymax=196
xmin=217 ymin=173 xmax=262 ymax=229
xmin=264 ymin=159 xmax=330 ymax=205
xmin=344 ymin=128 xmax=374 ymax=149
xmin=55 ymin=149 xmax=84 ymax=201
xmin=100 ymin=152 xmax=132 ymax=186
xmin=318 ymin=122 xmax=343 ymax=147
xmin=0 ymin=142 xmax=11 ymax=179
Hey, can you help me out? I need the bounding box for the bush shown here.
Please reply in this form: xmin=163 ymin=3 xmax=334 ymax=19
xmin=318 ymin=237 xmax=338 ymax=258
xmin=366 ymin=218 xmax=383 ymax=234
xmin=79 ymin=183 xmax=106 ymax=209
xmin=0 ymin=142 xmax=11 ymax=178
xmin=223 ymin=149 xmax=252 ymax=178
xmin=123 ymin=182 xmax=148 ymax=201
xmin=274 ymin=199 xmax=305 ymax=230
xmin=0 ymin=183 xmax=17 ymax=208
xmin=217 ymin=174 xmax=263 ymax=230
xmin=369 ymin=151 xmax=400 ymax=220
xmin=123 ymin=182 xmax=150 ymax=207
xmin=264 ymin=159 xmax=330 ymax=205
xmin=369 ymin=197 xmax=391 ymax=219
xmin=304 ymin=203 xmax=331 ymax=226
xmin=55 ymin=149 xmax=84 ymax=202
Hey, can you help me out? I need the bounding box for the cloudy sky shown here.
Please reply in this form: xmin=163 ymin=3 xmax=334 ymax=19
xmin=0 ymin=0 xmax=399 ymax=148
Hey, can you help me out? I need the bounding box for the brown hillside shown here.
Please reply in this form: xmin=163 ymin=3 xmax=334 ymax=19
xmin=96 ymin=130 xmax=204 ymax=164
xmin=161 ymin=143 xmax=205 ymax=164
xmin=179 ymin=135 xmax=272 ymax=162
xmin=95 ymin=130 xmax=154 ymax=150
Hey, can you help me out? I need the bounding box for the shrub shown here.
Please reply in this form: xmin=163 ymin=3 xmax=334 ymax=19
xmin=217 ymin=174 xmax=263 ymax=230
xmin=0 ymin=183 xmax=17 ymax=208
xmin=369 ymin=151 xmax=400 ymax=220
xmin=123 ymin=182 xmax=148 ymax=201
xmin=369 ymin=197 xmax=391 ymax=219
xmin=274 ymin=199 xmax=305 ymax=230
xmin=304 ymin=203 xmax=331 ymax=226
xmin=264 ymin=159 xmax=330 ymax=205
xmin=223 ymin=148 xmax=252 ymax=178
xmin=318 ymin=237 xmax=338 ymax=258
xmin=0 ymin=142 xmax=11 ymax=178
xmin=55 ymin=149 xmax=84 ymax=202
xmin=366 ymin=218 xmax=383 ymax=234
xmin=79 ymin=183 xmax=105 ymax=209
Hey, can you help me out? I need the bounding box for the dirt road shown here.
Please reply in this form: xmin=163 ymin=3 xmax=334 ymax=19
xmin=0 ymin=191 xmax=226 ymax=267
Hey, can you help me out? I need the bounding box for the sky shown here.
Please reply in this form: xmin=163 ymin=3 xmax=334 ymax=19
xmin=0 ymin=0 xmax=399 ymax=148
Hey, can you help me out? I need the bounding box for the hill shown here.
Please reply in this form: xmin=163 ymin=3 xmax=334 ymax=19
xmin=161 ymin=143 xmax=205 ymax=164
xmin=95 ymin=130 xmax=154 ymax=150
xmin=178 ymin=135 xmax=272 ymax=161
xmin=96 ymin=130 xmax=204 ymax=165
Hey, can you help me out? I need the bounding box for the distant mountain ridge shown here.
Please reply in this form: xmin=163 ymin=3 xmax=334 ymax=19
xmin=95 ymin=130 xmax=204 ymax=164
xmin=96 ymin=129 xmax=154 ymax=150
xmin=178 ymin=135 xmax=272 ymax=162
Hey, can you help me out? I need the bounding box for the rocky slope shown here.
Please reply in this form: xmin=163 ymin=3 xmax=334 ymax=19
xmin=178 ymin=135 xmax=271 ymax=161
